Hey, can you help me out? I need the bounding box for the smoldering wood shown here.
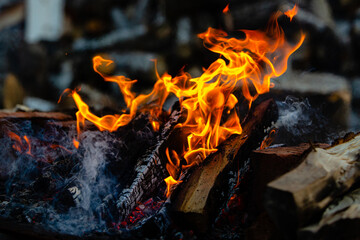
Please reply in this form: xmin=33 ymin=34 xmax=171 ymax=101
xmin=250 ymin=143 xmax=329 ymax=211
xmin=114 ymin=109 xmax=182 ymax=221
xmin=265 ymin=132 xmax=360 ymax=238
xmin=171 ymin=99 xmax=278 ymax=232
xmin=299 ymin=188 xmax=360 ymax=240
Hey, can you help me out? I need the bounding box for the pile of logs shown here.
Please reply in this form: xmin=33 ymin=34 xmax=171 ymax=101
xmin=246 ymin=132 xmax=360 ymax=239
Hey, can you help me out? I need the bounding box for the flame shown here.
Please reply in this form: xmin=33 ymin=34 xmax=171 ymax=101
xmin=223 ymin=4 xmax=229 ymax=14
xmin=65 ymin=7 xmax=304 ymax=196
xmin=164 ymin=176 xmax=182 ymax=197
xmin=284 ymin=4 xmax=298 ymax=22
xmin=73 ymin=138 xmax=80 ymax=149
xmin=260 ymin=128 xmax=277 ymax=149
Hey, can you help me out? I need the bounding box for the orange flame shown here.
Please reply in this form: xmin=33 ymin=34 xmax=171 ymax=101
xmin=223 ymin=4 xmax=229 ymax=14
xmin=73 ymin=138 xmax=80 ymax=149
xmin=164 ymin=176 xmax=182 ymax=197
xmin=284 ymin=4 xmax=298 ymax=22
xmin=65 ymin=9 xmax=304 ymax=196
xmin=260 ymin=128 xmax=277 ymax=149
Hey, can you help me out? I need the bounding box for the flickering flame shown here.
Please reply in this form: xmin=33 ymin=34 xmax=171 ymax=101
xmin=223 ymin=4 xmax=229 ymax=14
xmin=164 ymin=176 xmax=182 ymax=197
xmin=284 ymin=4 xmax=298 ymax=22
xmin=73 ymin=138 xmax=80 ymax=149
xmin=260 ymin=128 xmax=278 ymax=149
xmin=65 ymin=6 xmax=304 ymax=196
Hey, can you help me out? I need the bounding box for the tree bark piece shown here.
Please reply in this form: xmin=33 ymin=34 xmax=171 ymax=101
xmin=250 ymin=143 xmax=329 ymax=211
xmin=171 ymin=99 xmax=278 ymax=231
xmin=299 ymin=188 xmax=360 ymax=240
xmin=265 ymin=133 xmax=360 ymax=238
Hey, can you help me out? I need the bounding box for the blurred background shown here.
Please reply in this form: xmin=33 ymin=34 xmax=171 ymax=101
xmin=0 ymin=0 xmax=360 ymax=132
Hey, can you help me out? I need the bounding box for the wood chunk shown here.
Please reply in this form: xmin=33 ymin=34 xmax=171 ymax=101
xmin=0 ymin=112 xmax=72 ymax=121
xmin=299 ymin=188 xmax=360 ymax=240
xmin=171 ymin=99 xmax=278 ymax=231
xmin=265 ymin=134 xmax=360 ymax=238
xmin=115 ymin=109 xmax=182 ymax=221
xmin=250 ymin=143 xmax=329 ymax=211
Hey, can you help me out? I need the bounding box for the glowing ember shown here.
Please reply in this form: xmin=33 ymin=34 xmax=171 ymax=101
xmin=73 ymin=138 xmax=80 ymax=149
xmin=8 ymin=131 xmax=33 ymax=156
xmin=223 ymin=4 xmax=229 ymax=14
xmin=63 ymin=6 xmax=304 ymax=196
xmin=284 ymin=4 xmax=298 ymax=22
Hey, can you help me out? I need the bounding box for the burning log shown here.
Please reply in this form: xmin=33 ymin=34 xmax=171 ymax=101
xmin=171 ymin=99 xmax=278 ymax=231
xmin=299 ymin=188 xmax=360 ymax=240
xmin=114 ymin=109 xmax=182 ymax=221
xmin=265 ymin=132 xmax=360 ymax=238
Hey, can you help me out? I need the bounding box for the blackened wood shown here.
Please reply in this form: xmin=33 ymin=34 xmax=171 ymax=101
xmin=115 ymin=109 xmax=182 ymax=221
xmin=265 ymin=133 xmax=360 ymax=239
xmin=250 ymin=143 xmax=329 ymax=210
xmin=171 ymin=99 xmax=278 ymax=232
xmin=299 ymin=188 xmax=360 ymax=240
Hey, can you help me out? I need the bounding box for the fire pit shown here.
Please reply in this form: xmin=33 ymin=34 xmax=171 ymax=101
xmin=0 ymin=1 xmax=360 ymax=239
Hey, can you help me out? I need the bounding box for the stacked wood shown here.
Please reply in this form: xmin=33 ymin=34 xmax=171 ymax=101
xmin=171 ymin=99 xmax=278 ymax=231
xmin=265 ymin=132 xmax=360 ymax=238
xmin=250 ymin=143 xmax=329 ymax=211
xmin=299 ymin=188 xmax=360 ymax=239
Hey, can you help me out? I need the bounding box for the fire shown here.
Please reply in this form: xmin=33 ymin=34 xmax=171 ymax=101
xmin=164 ymin=176 xmax=182 ymax=197
xmin=73 ymin=138 xmax=80 ymax=149
xmin=260 ymin=128 xmax=278 ymax=149
xmin=284 ymin=4 xmax=298 ymax=22
xmin=8 ymin=131 xmax=33 ymax=156
xmin=64 ymin=6 xmax=304 ymax=196
xmin=223 ymin=4 xmax=229 ymax=14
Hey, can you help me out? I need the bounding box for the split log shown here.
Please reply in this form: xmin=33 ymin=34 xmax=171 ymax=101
xmin=265 ymin=133 xmax=360 ymax=239
xmin=250 ymin=143 xmax=329 ymax=211
xmin=298 ymin=187 xmax=360 ymax=240
xmin=171 ymin=99 xmax=278 ymax=231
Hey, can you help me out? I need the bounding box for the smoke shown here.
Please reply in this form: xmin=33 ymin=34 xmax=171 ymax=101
xmin=273 ymin=96 xmax=334 ymax=145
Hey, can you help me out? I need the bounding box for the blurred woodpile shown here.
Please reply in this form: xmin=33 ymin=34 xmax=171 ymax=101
xmin=0 ymin=0 xmax=359 ymax=129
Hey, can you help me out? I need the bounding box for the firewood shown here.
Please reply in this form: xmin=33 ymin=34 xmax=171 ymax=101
xmin=299 ymin=188 xmax=360 ymax=240
xmin=115 ymin=109 xmax=182 ymax=221
xmin=250 ymin=143 xmax=329 ymax=211
xmin=171 ymin=99 xmax=278 ymax=231
xmin=265 ymin=133 xmax=360 ymax=238
xmin=0 ymin=111 xmax=72 ymax=121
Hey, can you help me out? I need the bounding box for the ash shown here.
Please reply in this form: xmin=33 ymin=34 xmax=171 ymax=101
xmin=0 ymin=115 xmax=158 ymax=236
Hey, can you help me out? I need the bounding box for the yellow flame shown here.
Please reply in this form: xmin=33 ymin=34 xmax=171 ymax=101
xmin=64 ymin=6 xmax=304 ymax=196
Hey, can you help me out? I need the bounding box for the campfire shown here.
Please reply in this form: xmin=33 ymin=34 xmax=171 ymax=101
xmin=0 ymin=1 xmax=359 ymax=239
